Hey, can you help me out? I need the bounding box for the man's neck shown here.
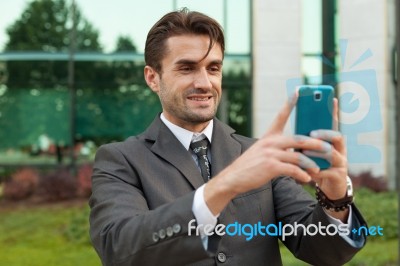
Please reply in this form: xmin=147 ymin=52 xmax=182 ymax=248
xmin=162 ymin=113 xmax=212 ymax=133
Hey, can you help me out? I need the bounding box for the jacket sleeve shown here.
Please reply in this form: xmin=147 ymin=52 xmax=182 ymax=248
xmin=89 ymin=144 xmax=211 ymax=266
xmin=272 ymin=176 xmax=367 ymax=266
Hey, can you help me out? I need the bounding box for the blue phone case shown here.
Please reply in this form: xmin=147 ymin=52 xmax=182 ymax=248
xmin=295 ymin=85 xmax=334 ymax=169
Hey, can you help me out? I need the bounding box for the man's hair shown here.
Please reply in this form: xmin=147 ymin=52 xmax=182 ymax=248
xmin=145 ymin=8 xmax=225 ymax=73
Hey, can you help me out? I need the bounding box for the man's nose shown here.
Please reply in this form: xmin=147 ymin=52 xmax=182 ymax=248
xmin=193 ymin=68 xmax=212 ymax=89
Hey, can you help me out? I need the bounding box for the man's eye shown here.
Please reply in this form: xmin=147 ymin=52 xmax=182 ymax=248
xmin=180 ymin=66 xmax=193 ymax=72
xmin=209 ymin=66 xmax=221 ymax=72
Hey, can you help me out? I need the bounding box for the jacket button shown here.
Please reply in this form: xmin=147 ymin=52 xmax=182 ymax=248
xmin=159 ymin=229 xmax=166 ymax=239
xmin=217 ymin=252 xmax=226 ymax=263
xmin=166 ymin=227 xmax=173 ymax=237
xmin=152 ymin=232 xmax=159 ymax=243
xmin=172 ymin=224 xmax=181 ymax=234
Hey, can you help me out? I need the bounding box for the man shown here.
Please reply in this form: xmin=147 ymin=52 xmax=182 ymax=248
xmin=89 ymin=9 xmax=366 ymax=266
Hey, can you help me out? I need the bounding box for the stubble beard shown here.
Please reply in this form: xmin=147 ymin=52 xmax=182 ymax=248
xmin=159 ymin=81 xmax=219 ymax=124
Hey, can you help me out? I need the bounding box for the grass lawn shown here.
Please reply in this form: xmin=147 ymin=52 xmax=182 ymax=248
xmin=280 ymin=239 xmax=398 ymax=266
xmin=0 ymin=189 xmax=398 ymax=266
xmin=0 ymin=200 xmax=100 ymax=266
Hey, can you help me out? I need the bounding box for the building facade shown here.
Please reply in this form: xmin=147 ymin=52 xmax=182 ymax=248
xmin=252 ymin=0 xmax=398 ymax=189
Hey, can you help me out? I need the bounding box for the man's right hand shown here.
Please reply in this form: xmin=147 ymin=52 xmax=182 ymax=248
xmin=204 ymin=95 xmax=332 ymax=216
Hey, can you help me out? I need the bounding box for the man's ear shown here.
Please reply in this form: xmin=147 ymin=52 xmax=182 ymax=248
xmin=144 ymin=66 xmax=160 ymax=93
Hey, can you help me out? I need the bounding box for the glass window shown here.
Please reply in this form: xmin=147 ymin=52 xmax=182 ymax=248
xmin=302 ymin=0 xmax=338 ymax=85
xmin=0 ymin=0 xmax=252 ymax=167
xmin=302 ymin=0 xmax=322 ymax=84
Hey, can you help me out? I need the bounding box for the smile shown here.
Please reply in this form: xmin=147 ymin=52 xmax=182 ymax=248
xmin=187 ymin=96 xmax=212 ymax=101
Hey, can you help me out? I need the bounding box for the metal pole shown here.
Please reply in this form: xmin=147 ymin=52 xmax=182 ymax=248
xmin=68 ymin=0 xmax=76 ymax=173
xmin=219 ymin=0 xmax=229 ymax=124
xmin=322 ymin=0 xmax=337 ymax=87
xmin=395 ymin=0 xmax=400 ymax=259
xmin=248 ymin=0 xmax=254 ymax=136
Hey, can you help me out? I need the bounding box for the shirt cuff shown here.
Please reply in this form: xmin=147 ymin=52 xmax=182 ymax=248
xmin=324 ymin=206 xmax=352 ymax=226
xmin=192 ymin=184 xmax=219 ymax=249
xmin=324 ymin=206 xmax=359 ymax=247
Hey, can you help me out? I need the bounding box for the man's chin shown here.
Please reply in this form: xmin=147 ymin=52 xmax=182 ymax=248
xmin=185 ymin=111 xmax=216 ymax=123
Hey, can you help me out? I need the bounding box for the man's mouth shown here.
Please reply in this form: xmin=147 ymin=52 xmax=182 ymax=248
xmin=187 ymin=96 xmax=212 ymax=101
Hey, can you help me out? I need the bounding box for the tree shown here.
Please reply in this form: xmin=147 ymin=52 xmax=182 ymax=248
xmin=4 ymin=0 xmax=102 ymax=87
xmin=222 ymin=69 xmax=252 ymax=136
xmin=112 ymin=35 xmax=140 ymax=86
xmin=0 ymin=0 xmax=103 ymax=149
xmin=114 ymin=35 xmax=137 ymax=52
xmin=5 ymin=0 xmax=101 ymax=52
xmin=75 ymin=35 xmax=161 ymax=144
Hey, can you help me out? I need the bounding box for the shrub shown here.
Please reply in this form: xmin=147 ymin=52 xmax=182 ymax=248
xmin=3 ymin=167 xmax=39 ymax=200
xmin=77 ymin=164 xmax=93 ymax=198
xmin=354 ymin=188 xmax=398 ymax=241
xmin=0 ymin=167 xmax=15 ymax=183
xmin=350 ymin=171 xmax=388 ymax=192
xmin=39 ymin=167 xmax=77 ymax=201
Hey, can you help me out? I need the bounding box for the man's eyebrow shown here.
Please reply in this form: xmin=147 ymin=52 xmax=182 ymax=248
xmin=174 ymin=59 xmax=223 ymax=65
xmin=209 ymin=60 xmax=223 ymax=65
xmin=175 ymin=59 xmax=197 ymax=65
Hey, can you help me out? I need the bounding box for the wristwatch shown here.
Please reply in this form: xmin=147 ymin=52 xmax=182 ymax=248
xmin=315 ymin=176 xmax=354 ymax=212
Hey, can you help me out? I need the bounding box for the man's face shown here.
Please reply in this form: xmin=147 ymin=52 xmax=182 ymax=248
xmin=145 ymin=35 xmax=223 ymax=131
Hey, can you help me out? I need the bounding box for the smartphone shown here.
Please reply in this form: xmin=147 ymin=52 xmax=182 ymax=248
xmin=295 ymin=85 xmax=334 ymax=169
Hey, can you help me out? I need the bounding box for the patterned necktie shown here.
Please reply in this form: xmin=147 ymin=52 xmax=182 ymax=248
xmin=190 ymin=139 xmax=211 ymax=182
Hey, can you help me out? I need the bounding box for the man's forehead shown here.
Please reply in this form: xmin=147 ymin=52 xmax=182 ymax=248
xmin=166 ymin=35 xmax=222 ymax=52
xmin=165 ymin=35 xmax=223 ymax=62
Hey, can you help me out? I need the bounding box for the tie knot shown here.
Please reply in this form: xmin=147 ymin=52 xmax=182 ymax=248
xmin=190 ymin=139 xmax=209 ymax=156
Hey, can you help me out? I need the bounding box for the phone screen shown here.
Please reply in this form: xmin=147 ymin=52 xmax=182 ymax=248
xmin=295 ymin=85 xmax=334 ymax=169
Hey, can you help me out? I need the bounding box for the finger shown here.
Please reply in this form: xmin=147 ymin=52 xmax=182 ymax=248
xmin=310 ymin=129 xmax=341 ymax=142
xmin=291 ymin=135 xmax=331 ymax=152
xmin=304 ymin=149 xmax=346 ymax=168
xmin=265 ymin=93 xmax=297 ymax=136
xmin=310 ymin=129 xmax=346 ymax=155
xmin=333 ymin=97 xmax=339 ymax=131
xmin=272 ymin=149 xmax=320 ymax=174
xmin=303 ymin=150 xmax=332 ymax=163
xmin=273 ymin=161 xmax=312 ymax=183
xmin=263 ymin=135 xmax=332 ymax=153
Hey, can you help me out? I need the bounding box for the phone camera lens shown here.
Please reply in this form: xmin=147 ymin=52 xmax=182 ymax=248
xmin=314 ymin=91 xmax=322 ymax=101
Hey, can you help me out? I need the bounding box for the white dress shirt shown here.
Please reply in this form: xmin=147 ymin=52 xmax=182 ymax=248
xmin=160 ymin=114 xmax=218 ymax=246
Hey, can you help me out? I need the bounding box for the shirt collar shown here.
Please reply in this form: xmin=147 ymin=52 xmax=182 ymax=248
xmin=160 ymin=113 xmax=213 ymax=150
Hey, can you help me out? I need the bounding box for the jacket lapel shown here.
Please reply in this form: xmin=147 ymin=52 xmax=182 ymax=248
xmin=144 ymin=116 xmax=204 ymax=189
xmin=210 ymin=119 xmax=242 ymax=176
xmin=143 ymin=116 xmax=243 ymax=188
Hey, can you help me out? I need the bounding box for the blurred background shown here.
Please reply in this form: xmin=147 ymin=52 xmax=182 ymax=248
xmin=0 ymin=0 xmax=398 ymax=265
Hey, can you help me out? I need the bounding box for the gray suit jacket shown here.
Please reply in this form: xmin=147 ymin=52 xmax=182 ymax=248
xmin=89 ymin=116 xmax=366 ymax=266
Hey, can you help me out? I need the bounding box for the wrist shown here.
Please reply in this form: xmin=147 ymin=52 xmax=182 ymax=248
xmin=204 ymin=172 xmax=238 ymax=215
xmin=316 ymin=176 xmax=354 ymax=212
